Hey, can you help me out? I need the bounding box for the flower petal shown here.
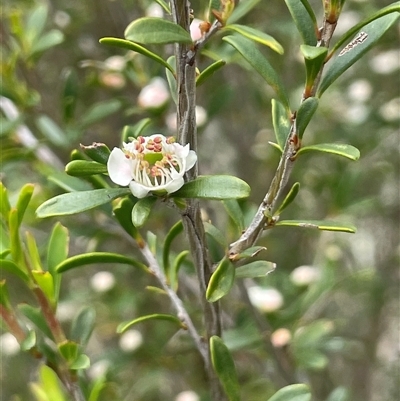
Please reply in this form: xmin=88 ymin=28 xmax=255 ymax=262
xmin=164 ymin=176 xmax=185 ymax=194
xmin=129 ymin=181 xmax=150 ymax=198
xmin=185 ymin=150 xmax=197 ymax=171
xmin=107 ymin=148 xmax=133 ymax=186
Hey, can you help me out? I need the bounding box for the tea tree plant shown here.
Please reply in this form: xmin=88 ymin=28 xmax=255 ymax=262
xmin=1 ymin=1 xmax=399 ymax=400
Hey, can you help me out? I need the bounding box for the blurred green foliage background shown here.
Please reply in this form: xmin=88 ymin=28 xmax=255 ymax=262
xmin=1 ymin=0 xmax=399 ymax=400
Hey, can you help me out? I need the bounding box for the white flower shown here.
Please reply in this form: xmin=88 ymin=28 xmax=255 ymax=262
xmin=190 ymin=18 xmax=204 ymax=41
xmin=247 ymin=286 xmax=284 ymax=313
xmin=107 ymin=134 xmax=197 ymax=198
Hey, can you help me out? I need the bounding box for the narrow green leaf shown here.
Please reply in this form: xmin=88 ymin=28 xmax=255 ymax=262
xmin=223 ymin=35 xmax=290 ymax=110
xmin=172 ymin=175 xmax=250 ymax=200
xmin=276 ymin=220 xmax=356 ymax=233
xmin=223 ymin=25 xmax=284 ymax=54
xmin=88 ymin=376 xmax=107 ymax=401
xmin=274 ymin=182 xmax=300 ymax=216
xmin=329 ymin=3 xmax=400 ymax=59
xmin=58 ymin=341 xmax=79 ymax=363
xmin=47 ymin=223 xmax=69 ymax=301
xmin=79 ymin=99 xmax=121 ymax=128
xmin=18 ymin=304 xmax=53 ymax=340
xmin=208 ymin=0 xmax=221 ymax=21
xmin=301 ymin=45 xmax=328 ymax=90
xmin=271 ymin=99 xmax=291 ymax=150
xmin=36 ymin=115 xmax=67 ymax=147
xmin=165 ymin=56 xmax=177 ymax=105
xmin=231 ymin=246 xmax=267 ymax=261
xmin=124 ymin=17 xmax=192 ymax=45
xmin=61 ymin=68 xmax=79 ymax=122
xmin=55 ymin=252 xmax=148 ymax=273
xmin=37 ymin=365 xmax=68 ymax=401
xmin=162 ymin=220 xmax=183 ymax=274
xmin=284 ymin=0 xmax=317 ymax=45
xmin=196 ymin=60 xmax=226 ymax=87
xmin=171 ymin=250 xmax=189 ymax=290
xmin=236 ymin=260 xmax=276 ymax=278
xmin=26 ymin=232 xmax=43 ymax=271
xmin=227 ymin=0 xmax=261 ymax=24
xmin=16 ymin=183 xmax=34 ymax=226
xmin=65 ymin=160 xmax=108 ymax=177
xmin=0 ymin=280 xmax=11 ymax=308
xmin=0 ymin=182 xmax=11 ymax=220
xmin=318 ymin=13 xmax=400 ymax=96
xmin=100 ymin=37 xmax=175 ymax=74
xmin=69 ymin=354 xmax=90 ymax=370
xmin=32 ymin=271 xmax=55 ymax=306
xmin=210 ymin=336 xmax=240 ymax=401
xmin=297 ymin=143 xmax=360 ymax=160
xmin=117 ymin=313 xmax=184 ymax=333
xmin=70 ymin=307 xmax=96 ymax=347
xmin=80 ymin=143 xmax=111 ymax=165
xmin=222 ymin=199 xmax=244 ymax=232
xmin=21 ymin=330 xmax=36 ymax=351
xmin=113 ymin=198 xmax=139 ymax=238
xmin=131 ymin=196 xmax=157 ymax=227
xmin=206 ymin=257 xmax=235 ymax=302
xmin=48 ymin=173 xmax=92 ymax=193
xmin=296 ymin=97 xmax=318 ymax=139
xmin=31 ymin=29 xmax=64 ymax=55
xmin=122 ymin=118 xmax=152 ymax=142
xmin=204 ymin=221 xmax=227 ymax=249
xmin=267 ymin=384 xmax=311 ymax=401
xmin=155 ymin=0 xmax=171 ymax=14
xmin=26 ymin=3 xmax=48 ymax=43
xmin=36 ymin=188 xmax=130 ymax=217
xmin=9 ymin=209 xmax=25 ymax=269
xmin=0 ymin=260 xmax=29 ymax=283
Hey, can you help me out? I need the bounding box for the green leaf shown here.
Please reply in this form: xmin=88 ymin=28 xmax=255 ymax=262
xmin=162 ymin=221 xmax=184 ymax=275
xmin=326 ymin=387 xmax=350 ymax=401
xmin=124 ymin=18 xmax=192 ymax=45
xmin=235 ymin=260 xmax=276 ymax=278
xmin=36 ymin=115 xmax=67 ymax=147
xmin=70 ymin=307 xmax=96 ymax=347
xmin=58 ymin=341 xmax=79 ymax=363
xmin=155 ymin=0 xmax=171 ymax=14
xmin=69 ymin=353 xmax=90 ymax=370
xmin=100 ymin=37 xmax=175 ymax=74
xmin=231 ymin=246 xmax=267 ymax=261
xmin=117 ymin=313 xmax=184 ymax=333
xmin=37 ymin=365 xmax=68 ymax=401
xmin=206 ymin=257 xmax=235 ymax=302
xmin=112 ymin=198 xmax=139 ymax=238
xmin=16 ymin=183 xmax=34 ymax=226
xmin=31 ymin=29 xmax=64 ymax=55
xmin=204 ymin=221 xmax=227 ymax=249
xmin=274 ymin=182 xmax=300 ymax=216
xmin=276 ymin=220 xmax=356 ymax=233
xmin=267 ymin=384 xmax=311 ymax=401
xmin=210 ymin=336 xmax=240 ymax=401
xmin=131 ymin=196 xmax=157 ymax=227
xmin=296 ymin=97 xmax=318 ymax=139
xmin=79 ymin=99 xmax=121 ymax=128
xmin=165 ymin=55 xmax=177 ymax=104
xmin=301 ymin=45 xmax=328 ymax=91
xmin=55 ymin=252 xmax=147 ymax=273
xmin=318 ymin=13 xmax=400 ymax=96
xmin=172 ymin=175 xmax=250 ymax=200
xmin=227 ymin=0 xmax=261 ymax=24
xmin=61 ymin=68 xmax=79 ymax=122
xmin=80 ymin=143 xmax=111 ymax=165
xmin=223 ymin=35 xmax=290 ymax=110
xmin=32 ymin=271 xmax=55 ymax=306
xmin=297 ymin=143 xmax=360 ymax=160
xmin=223 ymin=25 xmax=284 ymax=54
xmin=0 ymin=280 xmax=11 ymax=309
xmin=171 ymin=250 xmax=189 ymax=290
xmin=271 ymin=99 xmax=291 ymax=150
xmin=88 ymin=376 xmax=107 ymax=401
xmin=284 ymin=0 xmax=317 ymax=45
xmin=0 ymin=259 xmax=29 ymax=283
xmin=196 ymin=60 xmax=227 ymax=87
xmin=328 ymin=3 xmax=400 ymax=59
xmin=26 ymin=3 xmax=48 ymax=44
xmin=48 ymin=173 xmax=92 ymax=192
xmin=21 ymin=330 xmax=36 ymax=351
xmin=26 ymin=233 xmax=43 ymax=272
xmin=65 ymin=160 xmax=108 ymax=177
xmin=36 ymin=188 xmax=130 ymax=217
xmin=9 ymin=209 xmax=25 ymax=269
xmin=222 ymin=199 xmax=244 ymax=232
xmin=18 ymin=304 xmax=53 ymax=340
xmin=0 ymin=182 xmax=11 ymax=220
xmin=122 ymin=118 xmax=152 ymax=141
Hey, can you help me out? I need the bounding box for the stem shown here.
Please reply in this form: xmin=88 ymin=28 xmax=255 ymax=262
xmin=171 ymin=1 xmax=227 ymax=399
xmin=229 ymin=16 xmax=338 ymax=257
